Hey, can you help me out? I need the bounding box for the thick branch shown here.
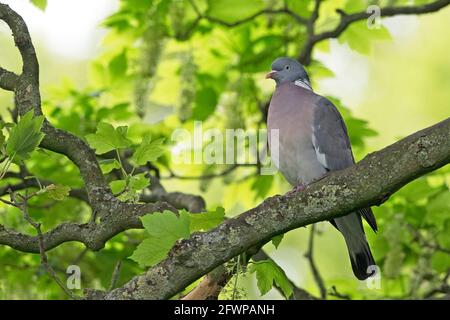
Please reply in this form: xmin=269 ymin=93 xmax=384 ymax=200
xmin=0 ymin=3 xmax=113 ymax=211
xmin=141 ymin=191 xmax=205 ymax=213
xmin=0 ymin=201 xmax=174 ymax=253
xmin=0 ymin=4 xmax=38 ymax=81
xmin=0 ymin=67 xmax=19 ymax=91
xmin=106 ymin=118 xmax=450 ymax=299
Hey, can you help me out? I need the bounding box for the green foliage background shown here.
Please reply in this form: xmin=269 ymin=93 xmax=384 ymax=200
xmin=0 ymin=0 xmax=449 ymax=299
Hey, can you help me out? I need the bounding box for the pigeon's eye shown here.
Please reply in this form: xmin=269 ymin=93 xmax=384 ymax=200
xmin=285 ymin=65 xmax=290 ymax=70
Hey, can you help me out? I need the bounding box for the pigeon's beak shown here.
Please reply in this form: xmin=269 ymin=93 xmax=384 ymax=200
xmin=265 ymin=70 xmax=277 ymax=79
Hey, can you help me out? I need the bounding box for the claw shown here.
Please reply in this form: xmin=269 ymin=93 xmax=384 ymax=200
xmin=287 ymin=184 xmax=306 ymax=195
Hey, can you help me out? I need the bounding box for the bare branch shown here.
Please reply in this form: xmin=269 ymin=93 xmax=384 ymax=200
xmin=0 ymin=66 xmax=19 ymax=91
xmin=108 ymin=261 xmax=123 ymax=291
xmin=0 ymin=201 xmax=174 ymax=253
xmin=187 ymin=0 xmax=307 ymax=28
xmin=162 ymin=164 xmax=256 ymax=180
xmin=141 ymin=191 xmax=206 ymax=213
xmin=304 ymin=225 xmax=326 ymax=299
xmin=181 ymin=265 xmax=231 ymax=300
xmin=10 ymin=192 xmax=82 ymax=299
xmin=106 ymin=118 xmax=450 ymax=299
xmin=0 ymin=4 xmax=38 ymax=81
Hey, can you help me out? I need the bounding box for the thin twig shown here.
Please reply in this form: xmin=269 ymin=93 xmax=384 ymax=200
xmin=108 ymin=261 xmax=122 ymax=291
xmin=186 ymin=0 xmax=307 ymax=30
xmin=304 ymin=224 xmax=327 ymax=299
xmin=10 ymin=192 xmax=82 ymax=300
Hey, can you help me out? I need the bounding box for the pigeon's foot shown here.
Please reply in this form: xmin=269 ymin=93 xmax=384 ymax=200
xmin=287 ymin=184 xmax=306 ymax=195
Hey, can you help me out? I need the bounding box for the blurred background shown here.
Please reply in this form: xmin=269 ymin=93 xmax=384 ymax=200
xmin=0 ymin=0 xmax=449 ymax=299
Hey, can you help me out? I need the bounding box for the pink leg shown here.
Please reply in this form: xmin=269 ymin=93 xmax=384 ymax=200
xmin=287 ymin=184 xmax=306 ymax=195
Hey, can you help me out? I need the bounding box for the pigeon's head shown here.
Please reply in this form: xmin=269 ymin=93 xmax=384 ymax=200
xmin=266 ymin=57 xmax=311 ymax=89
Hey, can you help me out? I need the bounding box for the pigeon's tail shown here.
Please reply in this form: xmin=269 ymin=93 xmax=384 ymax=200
xmin=347 ymin=238 xmax=375 ymax=281
xmin=334 ymin=212 xmax=376 ymax=280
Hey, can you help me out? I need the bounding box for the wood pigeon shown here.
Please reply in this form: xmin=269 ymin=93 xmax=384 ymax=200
xmin=266 ymin=57 xmax=377 ymax=280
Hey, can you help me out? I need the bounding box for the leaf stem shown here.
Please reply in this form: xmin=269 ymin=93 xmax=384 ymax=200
xmin=232 ymin=255 xmax=241 ymax=300
xmin=115 ymin=149 xmax=128 ymax=179
xmin=0 ymin=153 xmax=14 ymax=180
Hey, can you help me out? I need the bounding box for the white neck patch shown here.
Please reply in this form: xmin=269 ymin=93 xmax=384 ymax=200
xmin=294 ymin=79 xmax=313 ymax=91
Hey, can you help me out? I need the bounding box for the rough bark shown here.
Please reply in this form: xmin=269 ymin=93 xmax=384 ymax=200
xmin=105 ymin=118 xmax=450 ymax=299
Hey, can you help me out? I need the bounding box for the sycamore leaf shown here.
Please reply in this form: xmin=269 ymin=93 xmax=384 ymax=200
xmin=6 ymin=111 xmax=45 ymax=162
xmin=129 ymin=173 xmax=150 ymax=191
xmin=110 ymin=174 xmax=149 ymax=202
xmin=129 ymin=237 xmax=172 ymax=267
xmin=110 ymin=179 xmax=127 ymax=194
xmin=249 ymin=259 xmax=293 ymax=299
xmin=99 ymin=159 xmax=121 ymax=174
xmin=338 ymin=22 xmax=391 ymax=55
xmin=271 ymin=234 xmax=284 ymax=249
xmin=132 ymin=133 xmax=165 ymax=165
xmin=189 ymin=207 xmax=225 ymax=232
xmin=130 ymin=210 xmax=190 ymax=267
xmin=86 ymin=123 xmax=132 ymax=154
xmin=44 ymin=184 xmax=71 ymax=201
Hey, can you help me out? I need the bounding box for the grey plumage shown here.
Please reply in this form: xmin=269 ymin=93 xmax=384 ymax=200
xmin=266 ymin=57 xmax=377 ymax=280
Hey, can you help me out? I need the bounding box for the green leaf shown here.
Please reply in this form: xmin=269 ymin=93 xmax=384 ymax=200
xmin=130 ymin=210 xmax=191 ymax=267
xmin=86 ymin=123 xmax=132 ymax=154
xmin=189 ymin=207 xmax=225 ymax=232
xmin=110 ymin=180 xmax=127 ymax=194
xmin=285 ymin=0 xmax=312 ymax=16
xmin=192 ymin=87 xmax=218 ymax=121
xmin=437 ymin=220 xmax=450 ymax=248
xmin=6 ymin=111 xmax=45 ymax=162
xmin=0 ymin=128 xmax=5 ymax=150
xmin=44 ymin=184 xmax=71 ymax=201
xmin=129 ymin=237 xmax=172 ymax=268
xmin=129 ymin=173 xmax=150 ymax=191
xmin=431 ymin=251 xmax=450 ymax=273
xmin=30 ymin=0 xmax=47 ymax=11
xmin=343 ymin=0 xmax=366 ymax=13
xmin=99 ymin=159 xmax=121 ymax=174
xmin=109 ymin=50 xmax=128 ymax=79
xmin=271 ymin=234 xmax=284 ymax=249
xmin=307 ymin=61 xmax=335 ymax=80
xmin=132 ymin=133 xmax=165 ymax=165
xmin=425 ymin=190 xmax=450 ymax=227
xmin=251 ymin=175 xmax=273 ymax=200
xmin=338 ymin=22 xmax=391 ymax=55
xmin=207 ymin=0 xmax=265 ymax=23
xmin=250 ymin=259 xmax=293 ymax=299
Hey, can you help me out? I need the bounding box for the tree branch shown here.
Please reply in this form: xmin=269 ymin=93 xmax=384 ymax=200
xmin=0 ymin=3 xmax=113 ymax=211
xmin=9 ymin=192 xmax=82 ymax=299
xmin=304 ymin=225 xmax=326 ymax=299
xmin=0 ymin=201 xmax=174 ymax=253
xmin=105 ymin=118 xmax=450 ymax=299
xmin=0 ymin=4 xmax=38 ymax=81
xmin=298 ymin=0 xmax=450 ymax=64
xmin=187 ymin=0 xmax=307 ymax=29
xmin=0 ymin=67 xmax=19 ymax=91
